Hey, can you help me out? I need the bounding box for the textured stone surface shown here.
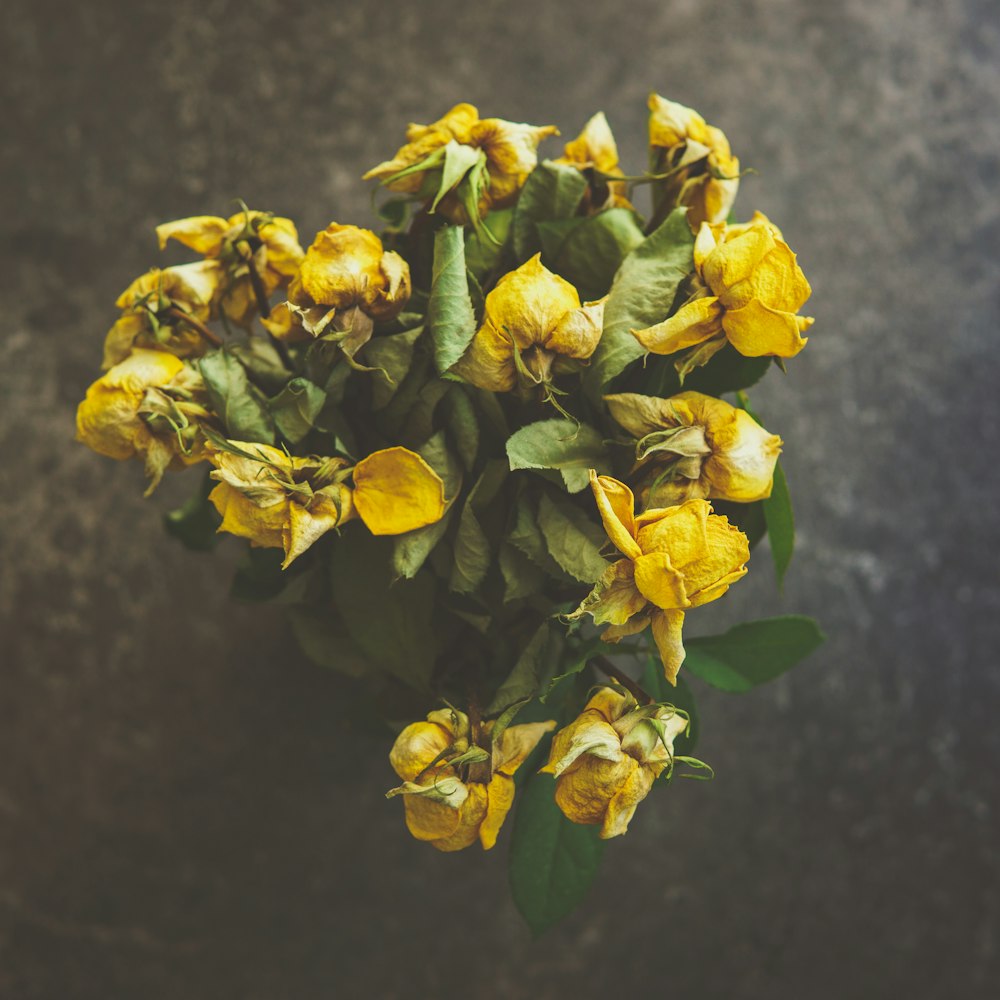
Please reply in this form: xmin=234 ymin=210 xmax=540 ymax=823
xmin=2 ymin=0 xmax=998 ymax=996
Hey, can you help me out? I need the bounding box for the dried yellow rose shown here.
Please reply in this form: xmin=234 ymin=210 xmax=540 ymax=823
xmin=554 ymin=111 xmax=631 ymax=212
xmin=541 ymin=687 xmax=688 ymax=838
xmin=605 ymin=390 xmax=782 ymax=507
xmin=571 ymin=472 xmax=749 ymax=683
xmin=156 ymin=209 xmax=304 ymax=326
xmin=102 ymin=263 xmax=221 ymax=369
xmin=387 ymin=708 xmax=555 ymax=852
xmin=363 ymin=103 xmax=558 ymax=225
xmin=633 ymin=212 xmax=814 ymax=371
xmin=648 ymin=93 xmax=740 ymax=229
xmin=76 ymin=348 xmax=213 ymax=493
xmin=453 ymin=254 xmax=605 ymax=393
xmin=208 ymin=442 xmax=446 ymax=566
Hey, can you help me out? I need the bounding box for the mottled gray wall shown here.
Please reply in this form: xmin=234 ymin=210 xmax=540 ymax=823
xmin=2 ymin=0 xmax=998 ymax=997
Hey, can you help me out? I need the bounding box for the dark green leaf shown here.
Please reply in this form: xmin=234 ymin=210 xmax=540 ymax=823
xmin=538 ymin=207 xmax=645 ymax=301
xmin=288 ymin=606 xmax=369 ymax=677
xmin=508 ymin=490 xmax=572 ymax=580
xmin=268 ymin=377 xmax=326 ymax=445
xmin=536 ymin=492 xmax=609 ymax=584
xmin=682 ymin=345 xmax=772 ymax=396
xmin=487 ymin=621 xmax=563 ymax=714
xmin=199 ymin=349 xmax=275 ymax=443
xmin=585 ymin=208 xmax=694 ymax=399
xmin=427 ymin=225 xmax=477 ymax=374
xmin=763 ymin=461 xmax=795 ymax=587
xmin=331 ymin=531 xmax=439 ymax=690
xmin=684 ymin=616 xmax=825 ymax=693
xmin=465 ymin=207 xmax=513 ymax=282
xmin=513 ymin=160 xmax=588 ymax=261
xmin=509 ymin=770 xmax=606 ymax=936
xmin=228 ymin=337 xmax=290 ymax=394
xmin=499 ymin=542 xmax=546 ymax=603
xmin=506 ymin=419 xmax=612 ymax=493
xmin=448 ymin=461 xmax=508 ymax=594
xmin=364 ymin=326 xmax=423 ymax=410
xmin=444 ymin=386 xmax=480 ymax=472
xmin=162 ymin=470 xmax=220 ymax=551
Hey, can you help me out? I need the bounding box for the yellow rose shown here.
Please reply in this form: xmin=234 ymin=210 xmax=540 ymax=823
xmin=387 ymin=707 xmax=555 ymax=852
xmin=570 ymin=472 xmax=749 ymax=683
xmin=648 ymin=93 xmax=740 ymax=229
xmin=208 ymin=443 xmax=446 ymax=566
xmin=76 ymin=348 xmax=213 ymax=493
xmin=156 ymin=209 xmax=304 ymax=326
xmin=452 ymin=254 xmax=605 ymax=393
xmin=554 ymin=111 xmax=631 ymax=213
xmin=633 ymin=212 xmax=814 ymax=369
xmin=102 ymin=263 xmax=221 ymax=369
xmin=281 ymin=224 xmax=411 ymax=355
xmin=540 ymin=687 xmax=688 ymax=838
xmin=604 ymin=390 xmax=782 ymax=506
xmin=363 ymin=103 xmax=558 ymax=225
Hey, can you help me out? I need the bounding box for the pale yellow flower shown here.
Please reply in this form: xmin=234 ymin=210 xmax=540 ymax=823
xmin=387 ymin=708 xmax=555 ymax=852
xmin=570 ymin=472 xmax=749 ymax=683
xmin=604 ymin=390 xmax=781 ymax=506
xmin=541 ymin=687 xmax=688 ymax=838
xmin=363 ymin=103 xmax=558 ymax=225
xmin=76 ymin=348 xmax=213 ymax=493
xmin=554 ymin=111 xmax=631 ymax=212
xmin=156 ymin=209 xmax=304 ymax=326
xmin=632 ymin=212 xmax=814 ymax=369
xmin=453 ymin=255 xmax=605 ymax=392
xmin=648 ymin=93 xmax=740 ymax=228
xmin=208 ymin=443 xmax=446 ymax=566
xmin=102 ymin=263 xmax=221 ymax=369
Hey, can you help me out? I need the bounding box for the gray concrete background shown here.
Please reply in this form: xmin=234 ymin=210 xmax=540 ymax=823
xmin=2 ymin=0 xmax=998 ymax=997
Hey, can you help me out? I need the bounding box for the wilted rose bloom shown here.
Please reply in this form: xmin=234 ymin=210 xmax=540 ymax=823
xmin=633 ymin=212 xmax=814 ymax=369
xmin=282 ymin=224 xmax=411 ymax=353
xmin=102 ymin=263 xmax=221 ymax=369
xmin=453 ymin=254 xmax=605 ymax=392
xmin=76 ymin=348 xmax=213 ymax=493
xmin=156 ymin=209 xmax=304 ymax=326
xmin=541 ymin=687 xmax=688 ymax=838
xmin=554 ymin=111 xmax=631 ymax=212
xmin=571 ymin=472 xmax=749 ymax=683
xmin=363 ymin=103 xmax=558 ymax=225
xmin=604 ymin=390 xmax=782 ymax=506
xmin=208 ymin=443 xmax=446 ymax=567
xmin=648 ymin=93 xmax=740 ymax=229
xmin=387 ymin=708 xmax=555 ymax=852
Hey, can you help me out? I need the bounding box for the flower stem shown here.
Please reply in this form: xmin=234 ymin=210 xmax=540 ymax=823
xmin=165 ymin=307 xmax=222 ymax=347
xmin=590 ymin=655 xmax=653 ymax=705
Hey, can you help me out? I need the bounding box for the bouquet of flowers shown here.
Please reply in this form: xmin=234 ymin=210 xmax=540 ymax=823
xmin=76 ymin=94 xmax=823 ymax=931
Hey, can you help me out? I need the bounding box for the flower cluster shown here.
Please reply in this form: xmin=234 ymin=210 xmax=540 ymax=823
xmin=77 ymin=95 xmax=821 ymax=918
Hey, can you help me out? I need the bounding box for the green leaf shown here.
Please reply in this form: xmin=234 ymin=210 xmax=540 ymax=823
xmin=513 ymin=160 xmax=588 ymax=262
xmin=763 ymin=461 xmax=794 ymax=587
xmin=364 ymin=326 xmax=423 ymax=410
xmin=268 ymin=377 xmax=326 ymax=445
xmin=509 ymin=770 xmax=606 ymax=936
xmin=228 ymin=337 xmax=290 ymax=394
xmin=430 ymin=141 xmax=483 ymax=212
xmin=642 ymin=657 xmax=699 ymax=755
xmin=538 ymin=207 xmax=645 ymax=301
xmin=465 ymin=206 xmax=513 ymax=282
xmin=498 ymin=542 xmax=546 ymax=603
xmin=162 ymin=470 xmax=220 ymax=551
xmin=682 ymin=345 xmax=772 ymax=396
xmin=288 ymin=606 xmax=369 ymax=677
xmin=199 ymin=349 xmax=275 ymax=443
xmin=331 ymin=531 xmax=439 ymax=690
xmin=449 ymin=461 xmax=507 ymax=594
xmin=487 ymin=621 xmax=564 ymax=714
xmin=585 ymin=208 xmax=694 ymax=399
xmin=427 ymin=225 xmax=477 ymax=374
xmin=684 ymin=616 xmax=825 ymax=693
xmin=508 ymin=490 xmax=567 ymax=579
xmin=506 ymin=419 xmax=611 ymax=493
xmin=392 ymin=432 xmax=463 ymax=580
xmin=444 ymin=386 xmax=480 ymax=472
xmin=536 ymin=492 xmax=609 ymax=584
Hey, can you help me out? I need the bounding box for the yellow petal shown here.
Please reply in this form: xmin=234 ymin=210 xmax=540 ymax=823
xmin=470 ymin=119 xmax=559 ymax=206
xmin=155 ymin=216 xmax=228 ymax=254
xmin=635 ymin=499 xmax=711 ymax=569
xmin=683 ymin=513 xmax=750 ymax=607
xmin=632 ymin=296 xmax=724 ymax=356
xmin=633 ymin=552 xmax=690 ymax=610
xmin=544 ymin=297 xmax=606 ymax=360
xmin=600 ymin=760 xmax=657 ymax=838
xmin=352 ymin=446 xmax=446 ymax=536
xmin=451 ymin=316 xmax=518 ymax=392
xmin=297 ymin=224 xmax=385 ymax=310
xmin=478 ymin=774 xmax=515 ymax=850
xmin=601 ymin=614 xmax=652 ymax=644
xmin=556 ymin=111 xmax=621 ymax=174
xmin=542 ymin=714 xmax=623 ymax=778
xmin=590 ymin=471 xmax=642 ymax=560
xmin=553 ymin=755 xmax=636 ymax=827
xmin=494 ymin=720 xmax=557 ymax=776
xmin=209 ymin=482 xmax=287 ymax=549
xmin=403 ymin=791 xmax=465 ymax=844
xmin=427 ymin=782 xmax=489 ymax=852
xmin=389 ymin=719 xmax=455 ymax=781
xmin=572 ymin=559 xmax=647 ymax=626
xmin=722 ymin=300 xmax=812 ymax=358
xmin=281 ymin=487 xmax=352 ymax=568
xmin=650 ymin=609 xmax=686 ymax=685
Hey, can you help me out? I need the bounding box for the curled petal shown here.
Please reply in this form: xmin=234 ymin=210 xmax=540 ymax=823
xmin=590 ymin=471 xmax=641 ymax=560
xmin=650 ymin=609 xmax=686 ymax=685
xmin=632 ymin=296 xmax=724 ymax=356
xmin=155 ymin=216 xmax=229 ymax=255
xmin=722 ymin=300 xmax=812 ymax=359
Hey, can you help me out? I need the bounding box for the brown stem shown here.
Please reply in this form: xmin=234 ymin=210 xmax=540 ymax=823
xmin=244 ymin=254 xmax=272 ymax=319
xmin=165 ymin=307 xmax=222 ymax=347
xmin=591 ymin=655 xmax=653 ymax=705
